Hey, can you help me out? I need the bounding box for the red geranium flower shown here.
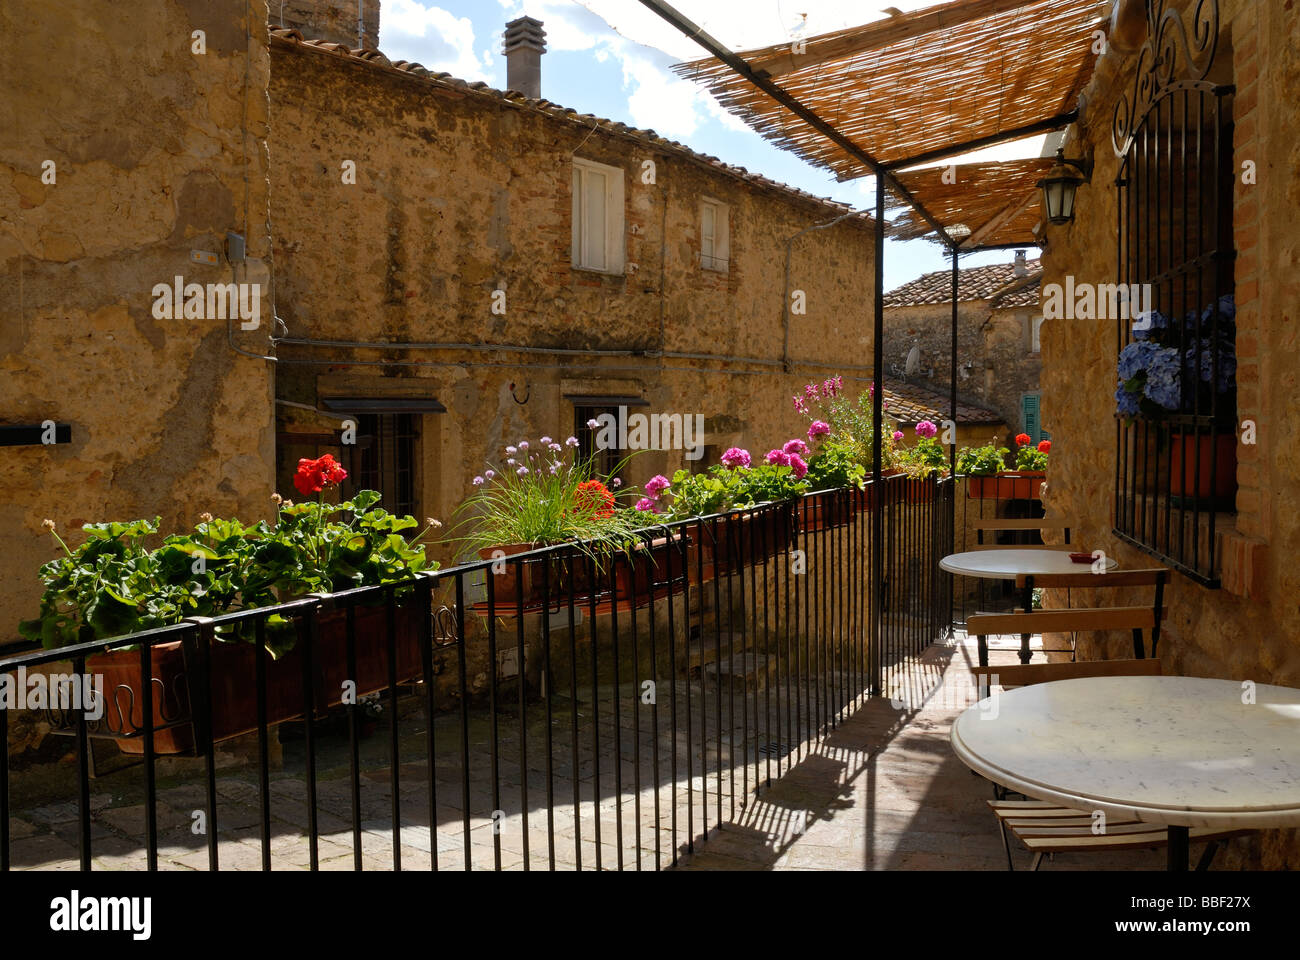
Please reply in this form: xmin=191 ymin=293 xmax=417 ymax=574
xmin=1037 ymin=440 xmax=1051 ymax=453
xmin=1015 ymin=433 xmax=1032 ymax=447
xmin=572 ymin=479 xmax=615 ymax=519
xmin=293 ymin=454 xmax=348 ymax=496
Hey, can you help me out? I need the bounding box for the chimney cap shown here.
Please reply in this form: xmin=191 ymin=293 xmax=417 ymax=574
xmin=504 ymin=16 xmax=547 ymax=52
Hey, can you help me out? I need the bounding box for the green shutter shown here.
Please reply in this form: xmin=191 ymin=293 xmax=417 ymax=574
xmin=1021 ymin=393 xmax=1041 ymax=443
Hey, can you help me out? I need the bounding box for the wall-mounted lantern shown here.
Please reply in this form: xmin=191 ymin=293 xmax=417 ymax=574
xmin=1037 ymin=149 xmax=1092 ymax=225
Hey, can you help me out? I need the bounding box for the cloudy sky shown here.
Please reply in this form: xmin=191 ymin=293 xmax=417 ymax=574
xmin=364 ymin=0 xmax=1049 ymax=288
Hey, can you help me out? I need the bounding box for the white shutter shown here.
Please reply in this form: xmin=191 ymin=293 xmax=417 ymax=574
xmin=571 ymin=158 xmax=624 ymax=274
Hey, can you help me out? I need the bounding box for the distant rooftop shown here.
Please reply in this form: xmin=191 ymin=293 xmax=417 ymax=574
xmin=884 ymin=259 xmax=1042 ymax=308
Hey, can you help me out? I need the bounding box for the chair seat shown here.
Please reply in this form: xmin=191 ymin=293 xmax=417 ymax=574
xmin=989 ymin=800 xmax=1251 ymax=854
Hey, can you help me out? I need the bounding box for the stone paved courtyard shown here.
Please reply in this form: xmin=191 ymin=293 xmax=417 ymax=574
xmin=6 ymin=629 xmax=1188 ymax=871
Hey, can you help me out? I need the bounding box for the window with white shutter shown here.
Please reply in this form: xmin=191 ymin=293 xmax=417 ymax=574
xmin=571 ymin=158 xmax=625 ymax=274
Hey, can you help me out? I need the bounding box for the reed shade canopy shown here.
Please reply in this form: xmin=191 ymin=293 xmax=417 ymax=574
xmin=888 ymin=157 xmax=1057 ymax=247
xmin=672 ymin=0 xmax=1109 ymax=182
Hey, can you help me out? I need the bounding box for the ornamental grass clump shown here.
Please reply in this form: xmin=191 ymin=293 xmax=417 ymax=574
xmin=454 ymin=430 xmax=642 ymax=558
xmin=21 ymin=454 xmax=439 ymax=653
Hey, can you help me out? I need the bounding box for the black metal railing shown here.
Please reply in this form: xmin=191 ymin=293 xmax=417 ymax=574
xmin=1 ymin=476 xmax=951 ymax=871
xmin=949 ymin=471 xmax=1050 ymax=625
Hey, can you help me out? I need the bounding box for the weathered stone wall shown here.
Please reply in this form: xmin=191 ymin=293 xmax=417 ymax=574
xmin=267 ymin=37 xmax=879 ymax=546
xmin=884 ymin=300 xmax=1041 ymax=439
xmin=1038 ymin=0 xmax=1300 ymax=868
xmin=0 ymin=0 xmax=276 ymax=643
xmin=275 ymin=0 xmax=378 ymax=47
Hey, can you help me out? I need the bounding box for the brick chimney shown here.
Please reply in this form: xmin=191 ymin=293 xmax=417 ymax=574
xmin=503 ymin=16 xmax=546 ymax=98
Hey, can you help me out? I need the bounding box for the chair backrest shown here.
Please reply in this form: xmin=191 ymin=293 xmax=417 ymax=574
xmin=973 ymin=517 xmax=1074 ymax=548
xmin=971 ymin=657 xmax=1162 ymax=694
xmin=967 ymin=607 xmax=1167 ymax=637
xmin=1011 ymin=566 xmax=1170 ymax=657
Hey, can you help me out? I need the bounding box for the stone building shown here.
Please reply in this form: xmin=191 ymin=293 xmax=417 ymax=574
xmin=265 ymin=22 xmax=878 ymax=560
xmin=883 ymin=253 xmax=1043 ymax=444
xmin=0 ymin=0 xmax=880 ymax=637
xmin=1036 ymin=0 xmax=1299 ymax=867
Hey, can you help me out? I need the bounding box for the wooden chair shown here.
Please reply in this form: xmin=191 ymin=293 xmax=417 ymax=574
xmin=968 ymin=659 xmax=1251 ymax=871
xmin=965 ymin=567 xmax=1169 ymax=667
xmin=972 ymin=517 xmax=1074 ymax=549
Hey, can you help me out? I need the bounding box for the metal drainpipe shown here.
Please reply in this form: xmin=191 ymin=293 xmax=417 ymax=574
xmin=782 ymin=206 xmax=871 ymax=373
xmin=357 ymin=0 xmax=364 ymax=48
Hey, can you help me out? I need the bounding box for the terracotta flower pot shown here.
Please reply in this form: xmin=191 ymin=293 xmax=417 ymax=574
xmin=1169 ymin=432 xmax=1236 ymax=505
xmin=797 ymin=491 xmax=858 ymax=533
xmin=90 ymin=602 xmax=423 ymax=755
xmin=964 ymin=471 xmax=1045 ymax=501
xmin=708 ymin=506 xmax=796 ymax=574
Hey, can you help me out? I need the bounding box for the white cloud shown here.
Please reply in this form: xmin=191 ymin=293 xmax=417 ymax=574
xmin=381 ymin=1 xmax=489 ymax=81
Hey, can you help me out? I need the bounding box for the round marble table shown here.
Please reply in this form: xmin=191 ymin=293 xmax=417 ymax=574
xmin=951 ymin=675 xmax=1300 ymax=869
xmin=940 ymin=549 xmax=1117 ymax=665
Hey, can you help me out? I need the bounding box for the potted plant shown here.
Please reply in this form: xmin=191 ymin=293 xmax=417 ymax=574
xmin=799 ymin=437 xmax=865 ymax=531
xmin=893 ymin=421 xmax=948 ymax=502
xmin=456 ymin=433 xmax=644 ymax=608
xmin=1115 ymin=294 xmax=1237 ymax=506
xmin=957 ymin=439 xmax=1012 ymax=499
xmin=648 ymin=446 xmax=803 ymax=575
xmin=19 ymin=455 xmax=441 ymax=753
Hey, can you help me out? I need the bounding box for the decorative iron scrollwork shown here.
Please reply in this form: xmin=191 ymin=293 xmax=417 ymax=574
xmin=1112 ymin=0 xmax=1221 ymax=156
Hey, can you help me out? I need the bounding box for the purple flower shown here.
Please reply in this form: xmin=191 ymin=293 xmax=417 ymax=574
xmin=789 ymin=454 xmax=808 ymax=480
xmin=782 ymin=439 xmax=808 ymax=457
xmin=518 ymin=440 xmax=529 ymax=451
xmin=892 ymin=431 xmax=904 ymax=442
xmin=634 ymin=497 xmax=656 ymax=512
xmin=506 ymin=446 xmax=517 ymax=455
xmin=484 ymin=469 xmax=495 ymax=480
xmin=792 ymin=395 xmax=807 ymax=414
xmin=611 ymin=477 xmax=622 ymax=488
xmin=549 ymin=442 xmax=562 ymax=452
xmin=539 ymin=436 xmax=552 ymax=445
xmin=506 ymin=458 xmax=516 ymax=466
xmin=765 ymin=449 xmax=791 ymax=466
xmin=804 ymin=384 xmax=818 ymax=400
xmin=721 ymin=447 xmax=752 ymax=469
xmin=644 ymin=474 xmax=671 ymax=498
xmin=517 ymin=466 xmax=529 ymax=477
xmin=807 ymin=421 xmax=830 ymax=440
xmin=565 ymin=436 xmax=580 ymax=447
xmin=473 ymin=476 xmax=485 ymax=486
xmin=916 ymin=420 xmax=938 ymax=439
xmin=586 ymin=418 xmax=599 ymax=429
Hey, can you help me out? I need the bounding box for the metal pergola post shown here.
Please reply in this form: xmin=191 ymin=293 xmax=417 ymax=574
xmin=870 ymin=178 xmax=885 ymax=697
xmin=951 ymin=246 xmax=959 ymax=475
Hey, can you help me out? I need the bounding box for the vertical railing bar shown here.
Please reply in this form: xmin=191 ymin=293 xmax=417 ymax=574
xmin=254 ymin=619 xmax=271 ymax=871
xmin=386 ymin=586 xmax=401 ymax=872
xmin=74 ymin=652 xmax=91 ymax=871
xmin=141 ymin=634 xmax=159 ymax=872
xmin=486 ymin=566 xmax=501 ymax=872
xmin=587 ymin=553 xmax=601 ymax=871
xmin=516 ymin=558 xmax=530 ymax=871
xmin=455 ymin=575 xmax=472 ymax=871
xmin=419 ymin=575 xmax=438 ymax=872
xmin=609 ymin=554 xmax=623 ymax=870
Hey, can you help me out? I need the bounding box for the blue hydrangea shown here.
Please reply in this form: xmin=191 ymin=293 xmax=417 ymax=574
xmin=1183 ymin=337 xmax=1236 ymax=394
xmin=1117 ymin=340 xmax=1160 ymax=379
xmin=1131 ymin=308 xmax=1170 ymax=341
xmin=1200 ymin=293 xmax=1236 ymax=328
xmin=1143 ymin=346 xmax=1183 ymax=411
xmin=1115 ymin=382 xmax=1141 ymax=416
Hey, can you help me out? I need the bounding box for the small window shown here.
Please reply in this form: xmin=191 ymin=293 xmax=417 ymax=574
xmin=573 ymin=403 xmax=631 ymax=488
xmin=1020 ymin=393 xmax=1042 ymax=444
xmin=571 ymin=158 xmax=625 ymax=274
xmin=700 ymin=198 xmax=729 ymax=272
xmin=350 ymin=413 xmax=419 ymax=518
xmin=1030 ymin=316 xmax=1044 ymax=354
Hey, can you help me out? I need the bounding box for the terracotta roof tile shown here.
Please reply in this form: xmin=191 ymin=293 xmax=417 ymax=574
xmin=883 ymin=259 xmax=1041 ymax=307
xmin=883 ymin=379 xmax=1003 ymax=426
xmin=268 ymin=28 xmax=871 ymax=223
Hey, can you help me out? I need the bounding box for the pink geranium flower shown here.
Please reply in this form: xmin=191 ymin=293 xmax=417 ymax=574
xmin=916 ymin=420 xmax=938 ymax=439
xmin=721 ymin=447 xmax=751 ymax=469
xmin=782 ymin=439 xmax=808 ymax=457
xmin=765 ymin=449 xmax=791 ymax=466
xmin=807 ymin=421 xmax=830 ymax=440
xmin=789 ymin=454 xmax=808 ymax=480
xmin=644 ymin=474 xmax=671 ymax=498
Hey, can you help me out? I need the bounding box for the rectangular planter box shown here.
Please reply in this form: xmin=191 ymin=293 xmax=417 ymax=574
xmin=90 ymin=602 xmax=423 ymax=755
xmin=963 ymin=471 xmax=1045 ymax=501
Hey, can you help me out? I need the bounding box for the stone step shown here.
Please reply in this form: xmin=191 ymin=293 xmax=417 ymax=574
xmin=687 ymin=633 xmax=750 ymax=668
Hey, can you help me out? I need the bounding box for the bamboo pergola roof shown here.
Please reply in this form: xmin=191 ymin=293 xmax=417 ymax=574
xmin=888 ymin=157 xmax=1056 ymax=247
xmin=673 ymin=0 xmax=1109 ymax=180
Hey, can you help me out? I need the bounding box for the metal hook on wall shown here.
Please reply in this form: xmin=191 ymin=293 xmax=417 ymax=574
xmin=509 ymin=381 xmax=530 ymax=405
